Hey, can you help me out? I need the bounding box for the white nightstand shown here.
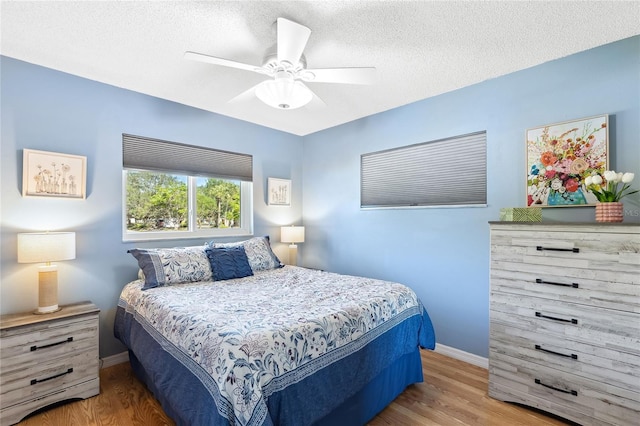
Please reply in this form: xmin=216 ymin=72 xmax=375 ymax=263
xmin=0 ymin=301 xmax=100 ymax=425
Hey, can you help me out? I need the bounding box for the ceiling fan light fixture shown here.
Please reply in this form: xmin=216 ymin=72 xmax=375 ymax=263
xmin=255 ymin=75 xmax=312 ymax=110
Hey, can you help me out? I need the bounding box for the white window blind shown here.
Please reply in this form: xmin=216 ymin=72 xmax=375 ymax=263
xmin=361 ymin=131 xmax=487 ymax=208
xmin=122 ymin=134 xmax=252 ymax=181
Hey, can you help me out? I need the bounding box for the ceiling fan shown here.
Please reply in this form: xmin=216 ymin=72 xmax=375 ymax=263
xmin=184 ymin=17 xmax=376 ymax=110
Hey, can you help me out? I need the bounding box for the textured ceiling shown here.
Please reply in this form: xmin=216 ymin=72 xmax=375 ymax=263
xmin=2 ymin=1 xmax=639 ymax=136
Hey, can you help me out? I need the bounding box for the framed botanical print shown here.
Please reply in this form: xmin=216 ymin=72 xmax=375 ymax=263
xmin=268 ymin=177 xmax=291 ymax=206
xmin=22 ymin=149 xmax=87 ymax=199
xmin=526 ymin=114 xmax=608 ymax=207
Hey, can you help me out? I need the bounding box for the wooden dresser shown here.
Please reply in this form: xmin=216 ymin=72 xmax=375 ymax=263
xmin=489 ymin=223 xmax=639 ymax=425
xmin=0 ymin=302 xmax=100 ymax=425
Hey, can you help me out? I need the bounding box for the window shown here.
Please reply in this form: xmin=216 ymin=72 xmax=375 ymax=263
xmin=361 ymin=131 xmax=487 ymax=208
xmin=122 ymin=134 xmax=253 ymax=241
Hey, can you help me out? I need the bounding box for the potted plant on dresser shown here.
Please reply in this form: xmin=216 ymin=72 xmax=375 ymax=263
xmin=585 ymin=170 xmax=638 ymax=222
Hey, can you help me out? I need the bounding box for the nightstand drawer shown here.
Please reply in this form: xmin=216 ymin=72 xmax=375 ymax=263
xmin=0 ymin=316 xmax=98 ymax=372
xmin=0 ymin=378 xmax=99 ymax=425
xmin=0 ymin=348 xmax=98 ymax=409
xmin=0 ymin=302 xmax=100 ymax=425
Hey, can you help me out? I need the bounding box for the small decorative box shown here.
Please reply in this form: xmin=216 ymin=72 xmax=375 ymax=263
xmin=499 ymin=207 xmax=542 ymax=222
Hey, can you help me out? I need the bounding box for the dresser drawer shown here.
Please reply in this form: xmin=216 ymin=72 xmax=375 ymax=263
xmin=490 ymin=352 xmax=640 ymax=426
xmin=490 ymin=322 xmax=640 ymax=394
xmin=491 ymin=227 xmax=640 ymax=278
xmin=491 ymin=292 xmax=639 ymax=356
xmin=0 ymin=315 xmax=98 ymax=372
xmin=491 ymin=230 xmax=640 ymax=313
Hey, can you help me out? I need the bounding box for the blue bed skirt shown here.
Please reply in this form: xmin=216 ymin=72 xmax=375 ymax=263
xmin=115 ymin=305 xmax=435 ymax=425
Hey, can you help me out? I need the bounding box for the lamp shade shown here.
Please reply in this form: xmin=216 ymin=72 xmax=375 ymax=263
xmin=255 ymin=72 xmax=313 ymax=110
xmin=281 ymin=226 xmax=305 ymax=244
xmin=18 ymin=232 xmax=76 ymax=263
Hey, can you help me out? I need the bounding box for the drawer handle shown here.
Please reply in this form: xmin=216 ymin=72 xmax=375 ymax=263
xmin=30 ymin=368 xmax=73 ymax=385
xmin=536 ymin=246 xmax=579 ymax=253
xmin=535 ymin=312 xmax=578 ymax=324
xmin=535 ymin=278 xmax=579 ymax=288
xmin=535 ymin=378 xmax=578 ymax=396
xmin=535 ymin=344 xmax=578 ymax=360
xmin=30 ymin=337 xmax=73 ymax=351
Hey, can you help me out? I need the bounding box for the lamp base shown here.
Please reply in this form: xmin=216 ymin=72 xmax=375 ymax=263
xmin=288 ymin=244 xmax=298 ymax=266
xmin=34 ymin=306 xmax=62 ymax=315
xmin=35 ymin=266 xmax=60 ymax=315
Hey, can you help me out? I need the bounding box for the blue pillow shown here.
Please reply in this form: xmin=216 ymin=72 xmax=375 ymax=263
xmin=205 ymin=245 xmax=254 ymax=281
xmin=209 ymin=236 xmax=283 ymax=271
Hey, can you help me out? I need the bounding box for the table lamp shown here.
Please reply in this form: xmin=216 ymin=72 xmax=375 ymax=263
xmin=17 ymin=232 xmax=76 ymax=314
xmin=281 ymin=225 xmax=305 ymax=266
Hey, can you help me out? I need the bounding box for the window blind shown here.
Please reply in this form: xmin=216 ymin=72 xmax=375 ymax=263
xmin=361 ymin=131 xmax=487 ymax=208
xmin=122 ymin=134 xmax=253 ymax=182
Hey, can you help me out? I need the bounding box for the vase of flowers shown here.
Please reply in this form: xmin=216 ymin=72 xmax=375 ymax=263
xmin=585 ymin=171 xmax=638 ymax=222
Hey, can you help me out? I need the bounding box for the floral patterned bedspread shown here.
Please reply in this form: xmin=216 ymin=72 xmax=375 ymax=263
xmin=118 ymin=266 xmax=428 ymax=426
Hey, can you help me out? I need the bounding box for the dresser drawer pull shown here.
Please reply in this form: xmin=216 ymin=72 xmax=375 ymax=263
xmin=30 ymin=368 xmax=73 ymax=385
xmin=536 ymin=246 xmax=579 ymax=253
xmin=535 ymin=312 xmax=578 ymax=324
xmin=30 ymin=336 xmax=73 ymax=351
xmin=535 ymin=278 xmax=579 ymax=288
xmin=534 ymin=379 xmax=578 ymax=396
xmin=534 ymin=344 xmax=578 ymax=360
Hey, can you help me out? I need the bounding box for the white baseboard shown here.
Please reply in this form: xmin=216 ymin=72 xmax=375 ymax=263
xmin=434 ymin=343 xmax=488 ymax=369
xmin=100 ymin=351 xmax=129 ymax=369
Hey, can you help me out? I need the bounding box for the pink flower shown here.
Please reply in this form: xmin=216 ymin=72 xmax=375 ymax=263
xmin=565 ymin=178 xmax=579 ymax=192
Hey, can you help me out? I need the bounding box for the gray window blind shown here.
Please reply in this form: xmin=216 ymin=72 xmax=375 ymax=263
xmin=122 ymin=134 xmax=253 ymax=181
xmin=361 ymin=131 xmax=486 ymax=208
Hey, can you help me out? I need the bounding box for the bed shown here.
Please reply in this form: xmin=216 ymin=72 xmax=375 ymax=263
xmin=114 ymin=237 xmax=435 ymax=426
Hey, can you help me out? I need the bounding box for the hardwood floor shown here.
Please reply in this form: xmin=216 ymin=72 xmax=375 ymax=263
xmin=18 ymin=350 xmax=574 ymax=425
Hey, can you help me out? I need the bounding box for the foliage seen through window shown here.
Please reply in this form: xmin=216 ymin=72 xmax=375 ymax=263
xmin=126 ymin=171 xmax=241 ymax=232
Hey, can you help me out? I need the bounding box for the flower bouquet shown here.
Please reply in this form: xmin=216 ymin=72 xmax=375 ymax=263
xmin=585 ymin=171 xmax=638 ymax=202
xmin=585 ymin=170 xmax=638 ymax=222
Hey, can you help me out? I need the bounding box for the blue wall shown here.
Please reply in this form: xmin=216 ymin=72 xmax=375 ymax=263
xmin=301 ymin=36 xmax=640 ymax=357
xmin=2 ymin=36 xmax=638 ymax=360
xmin=0 ymin=56 xmax=302 ymax=357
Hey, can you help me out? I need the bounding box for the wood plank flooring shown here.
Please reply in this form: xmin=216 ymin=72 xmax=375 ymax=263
xmin=18 ymin=350 xmax=574 ymax=425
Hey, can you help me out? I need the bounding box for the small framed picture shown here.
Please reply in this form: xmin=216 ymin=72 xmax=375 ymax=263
xmin=22 ymin=149 xmax=87 ymax=199
xmin=526 ymin=114 xmax=608 ymax=207
xmin=268 ymin=177 xmax=291 ymax=206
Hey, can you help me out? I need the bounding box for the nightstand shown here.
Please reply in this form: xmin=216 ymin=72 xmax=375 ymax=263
xmin=0 ymin=301 xmax=100 ymax=425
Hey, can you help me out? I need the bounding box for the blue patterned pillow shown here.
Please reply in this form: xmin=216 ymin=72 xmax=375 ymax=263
xmin=128 ymin=246 xmax=212 ymax=290
xmin=210 ymin=236 xmax=282 ymax=272
xmin=205 ymin=245 xmax=254 ymax=281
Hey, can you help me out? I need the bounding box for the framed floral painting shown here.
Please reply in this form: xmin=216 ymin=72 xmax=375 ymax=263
xmin=526 ymin=114 xmax=608 ymax=207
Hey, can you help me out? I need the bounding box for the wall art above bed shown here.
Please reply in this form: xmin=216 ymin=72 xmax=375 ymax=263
xmin=526 ymin=114 xmax=608 ymax=207
xmin=22 ymin=149 xmax=87 ymax=199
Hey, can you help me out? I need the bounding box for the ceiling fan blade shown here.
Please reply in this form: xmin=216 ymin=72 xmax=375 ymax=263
xmin=277 ymin=18 xmax=311 ymax=66
xmin=302 ymin=67 xmax=377 ymax=85
xmin=305 ymin=90 xmax=326 ymax=110
xmin=226 ymin=82 xmax=265 ymax=105
xmin=184 ymin=51 xmax=264 ymax=74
